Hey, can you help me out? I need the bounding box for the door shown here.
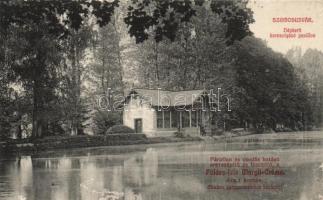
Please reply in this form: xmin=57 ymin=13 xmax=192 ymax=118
xmin=134 ymin=118 xmax=143 ymax=133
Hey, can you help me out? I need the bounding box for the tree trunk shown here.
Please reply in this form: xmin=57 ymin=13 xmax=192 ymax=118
xmin=70 ymin=42 xmax=83 ymax=136
xmin=32 ymin=79 xmax=44 ymax=138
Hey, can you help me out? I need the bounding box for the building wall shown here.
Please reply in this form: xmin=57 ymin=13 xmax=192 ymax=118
xmin=123 ymin=97 xmax=207 ymax=137
xmin=155 ymin=129 xmax=177 ymax=137
xmin=183 ymin=127 xmax=200 ymax=137
xmin=123 ymin=98 xmax=157 ymax=137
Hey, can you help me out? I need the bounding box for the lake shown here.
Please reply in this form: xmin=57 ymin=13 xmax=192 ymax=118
xmin=1 ymin=136 xmax=323 ymax=200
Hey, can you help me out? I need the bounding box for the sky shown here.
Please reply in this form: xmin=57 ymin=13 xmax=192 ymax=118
xmin=248 ymin=0 xmax=323 ymax=54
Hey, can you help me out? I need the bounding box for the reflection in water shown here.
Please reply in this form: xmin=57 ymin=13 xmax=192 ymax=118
xmin=0 ymin=157 xmax=33 ymax=200
xmin=1 ymin=143 xmax=323 ymax=200
xmin=17 ymin=157 xmax=33 ymax=200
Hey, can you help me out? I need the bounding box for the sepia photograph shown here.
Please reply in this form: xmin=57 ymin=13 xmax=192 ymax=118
xmin=0 ymin=0 xmax=323 ymax=199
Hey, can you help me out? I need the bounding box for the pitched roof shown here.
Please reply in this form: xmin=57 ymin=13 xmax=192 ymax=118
xmin=127 ymin=88 xmax=207 ymax=106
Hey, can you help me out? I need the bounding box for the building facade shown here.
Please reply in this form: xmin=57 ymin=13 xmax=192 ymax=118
xmin=123 ymin=89 xmax=217 ymax=137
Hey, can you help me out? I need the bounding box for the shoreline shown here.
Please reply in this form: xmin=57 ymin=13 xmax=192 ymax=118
xmin=0 ymin=134 xmax=202 ymax=156
xmin=1 ymin=130 xmax=323 ymax=157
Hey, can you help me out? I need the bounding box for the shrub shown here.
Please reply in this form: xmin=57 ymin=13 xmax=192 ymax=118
xmin=93 ymin=112 xmax=122 ymax=135
xmin=106 ymin=125 xmax=135 ymax=134
xmin=231 ymin=128 xmax=245 ymax=136
xmin=174 ymin=131 xmax=184 ymax=138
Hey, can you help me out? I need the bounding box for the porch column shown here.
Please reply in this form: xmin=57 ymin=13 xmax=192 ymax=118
xmin=170 ymin=111 xmax=172 ymax=128
xmin=189 ymin=110 xmax=192 ymax=127
xmin=162 ymin=110 xmax=165 ymax=128
xmin=179 ymin=112 xmax=182 ymax=129
xmin=196 ymin=110 xmax=199 ymax=126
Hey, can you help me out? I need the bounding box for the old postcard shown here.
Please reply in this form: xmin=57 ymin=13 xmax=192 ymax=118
xmin=0 ymin=0 xmax=322 ymax=199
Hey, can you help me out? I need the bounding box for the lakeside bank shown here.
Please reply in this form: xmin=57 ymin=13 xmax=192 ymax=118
xmin=0 ymin=134 xmax=202 ymax=155
xmin=1 ymin=131 xmax=323 ymax=156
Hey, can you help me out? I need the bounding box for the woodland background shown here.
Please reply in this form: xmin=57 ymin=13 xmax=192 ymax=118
xmin=0 ymin=0 xmax=322 ymax=139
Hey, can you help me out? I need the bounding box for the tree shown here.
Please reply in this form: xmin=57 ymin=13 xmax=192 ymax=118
xmin=0 ymin=29 xmax=15 ymax=139
xmin=60 ymin=26 xmax=94 ymax=135
xmin=6 ymin=22 xmax=63 ymax=137
xmin=0 ymin=0 xmax=255 ymax=137
xmin=0 ymin=1 xmax=119 ymax=36
xmin=124 ymin=0 xmax=254 ymax=44
xmin=232 ymin=37 xmax=312 ymax=130
xmin=0 ymin=0 xmax=119 ymax=137
xmin=86 ymin=15 xmax=125 ymax=134
xmin=133 ymin=4 xmax=232 ymax=90
xmin=286 ymin=48 xmax=323 ymax=128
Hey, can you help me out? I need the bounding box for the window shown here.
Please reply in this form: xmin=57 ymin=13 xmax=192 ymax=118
xmin=197 ymin=110 xmax=202 ymax=126
xmin=191 ymin=111 xmax=197 ymax=127
xmin=171 ymin=111 xmax=178 ymax=128
xmin=182 ymin=111 xmax=190 ymax=128
xmin=157 ymin=111 xmax=163 ymax=128
xmin=164 ymin=111 xmax=170 ymax=128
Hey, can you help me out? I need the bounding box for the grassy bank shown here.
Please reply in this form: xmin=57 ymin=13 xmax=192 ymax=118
xmin=1 ymin=134 xmax=202 ymax=155
xmin=209 ymin=131 xmax=323 ymax=150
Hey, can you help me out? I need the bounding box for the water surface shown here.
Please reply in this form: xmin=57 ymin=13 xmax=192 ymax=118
xmin=1 ymin=138 xmax=323 ymax=200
